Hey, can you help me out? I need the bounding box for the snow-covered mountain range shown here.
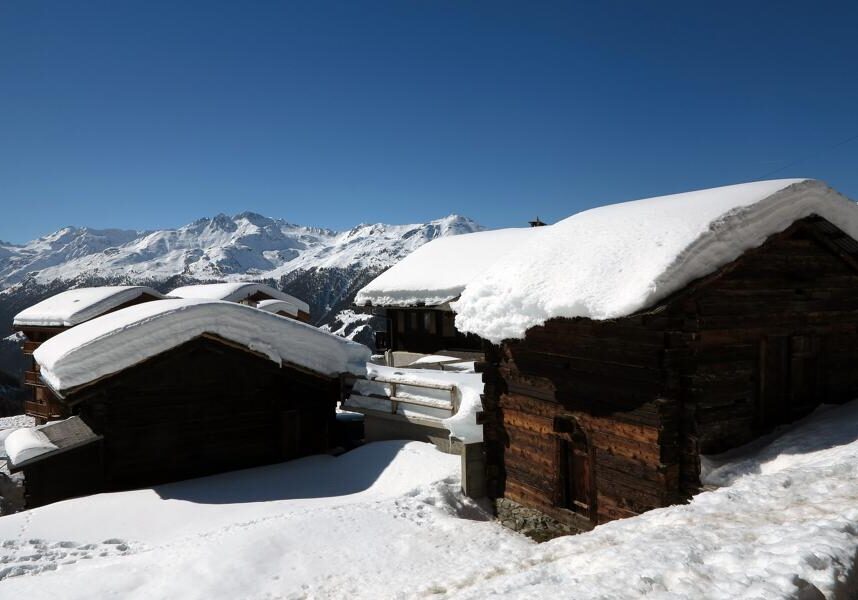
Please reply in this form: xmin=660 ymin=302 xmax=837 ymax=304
xmin=0 ymin=213 xmax=483 ymax=379
xmin=0 ymin=212 xmax=481 ymax=287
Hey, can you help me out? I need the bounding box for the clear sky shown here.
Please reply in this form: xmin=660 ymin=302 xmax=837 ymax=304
xmin=2 ymin=1 xmax=857 ymax=243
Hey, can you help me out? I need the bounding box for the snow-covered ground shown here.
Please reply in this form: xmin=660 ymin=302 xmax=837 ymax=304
xmin=1 ymin=401 xmax=857 ymax=599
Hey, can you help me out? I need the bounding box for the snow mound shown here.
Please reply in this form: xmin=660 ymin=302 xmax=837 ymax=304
xmin=13 ymin=286 xmax=165 ymax=327
xmin=255 ymin=299 xmax=301 ymax=317
xmin=453 ymin=179 xmax=858 ymax=342
xmin=168 ymin=282 xmax=310 ymax=313
xmin=34 ymin=298 xmax=369 ymax=392
xmin=355 ymin=227 xmax=539 ymax=306
xmin=4 ymin=428 xmax=57 ymax=465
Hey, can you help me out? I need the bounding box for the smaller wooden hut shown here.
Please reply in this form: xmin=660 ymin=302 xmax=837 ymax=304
xmin=355 ymin=228 xmax=538 ymax=355
xmin=8 ymin=298 xmax=368 ymax=508
xmin=169 ymin=282 xmax=311 ymax=322
xmin=13 ymin=286 xmax=166 ymax=422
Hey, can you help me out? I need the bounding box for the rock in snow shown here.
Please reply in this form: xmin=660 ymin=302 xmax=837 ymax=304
xmin=0 ymin=402 xmax=856 ymax=598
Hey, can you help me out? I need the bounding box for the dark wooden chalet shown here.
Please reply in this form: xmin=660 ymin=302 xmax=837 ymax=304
xmin=11 ymin=299 xmax=368 ymax=508
xmin=474 ymin=180 xmax=858 ymax=538
xmin=355 ymin=228 xmax=539 ymax=355
xmin=13 ymin=286 xmax=165 ymax=422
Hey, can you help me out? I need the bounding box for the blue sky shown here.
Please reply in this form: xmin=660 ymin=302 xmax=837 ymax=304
xmin=1 ymin=1 xmax=857 ymax=243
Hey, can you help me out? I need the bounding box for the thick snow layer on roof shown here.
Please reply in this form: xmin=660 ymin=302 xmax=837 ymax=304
xmin=34 ymin=299 xmax=369 ymax=392
xmin=4 ymin=427 xmax=57 ymax=465
xmin=256 ymin=299 xmax=300 ymax=317
xmin=169 ymin=282 xmax=310 ymax=313
xmin=453 ymin=179 xmax=858 ymax=342
xmin=355 ymin=227 xmax=539 ymax=306
xmin=13 ymin=286 xmax=165 ymax=327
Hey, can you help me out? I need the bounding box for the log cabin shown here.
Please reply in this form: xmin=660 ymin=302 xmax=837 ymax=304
xmin=169 ymin=282 xmax=311 ymax=322
xmin=13 ymin=286 xmax=166 ymax=422
xmin=355 ymin=228 xmax=538 ymax=355
xmin=6 ymin=298 xmax=369 ymax=508
xmin=445 ymin=179 xmax=858 ymax=538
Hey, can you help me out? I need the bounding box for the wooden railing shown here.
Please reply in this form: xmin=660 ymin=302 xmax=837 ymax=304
xmin=344 ymin=375 xmax=459 ymax=428
xmin=22 ymin=341 xmax=39 ymax=355
xmin=24 ymin=399 xmax=65 ymax=421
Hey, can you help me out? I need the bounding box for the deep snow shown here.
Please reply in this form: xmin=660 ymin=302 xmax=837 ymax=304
xmin=1 ymin=401 xmax=857 ymax=598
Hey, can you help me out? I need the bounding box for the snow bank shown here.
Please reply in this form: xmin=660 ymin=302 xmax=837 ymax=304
xmin=453 ymin=179 xmax=858 ymax=342
xmin=168 ymin=282 xmax=310 ymax=313
xmin=355 ymin=227 xmax=539 ymax=306
xmin=34 ymin=298 xmax=369 ymax=392
xmin=13 ymin=286 xmax=165 ymax=327
xmin=4 ymin=428 xmax=57 ymax=465
xmin=349 ymin=363 xmax=485 ymax=443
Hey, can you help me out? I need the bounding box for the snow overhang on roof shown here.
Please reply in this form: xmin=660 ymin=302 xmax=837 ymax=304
xmin=33 ymin=298 xmax=369 ymax=394
xmin=13 ymin=286 xmax=166 ymax=328
xmin=5 ymin=416 xmax=101 ymax=470
xmin=256 ymin=299 xmax=300 ymax=317
xmin=451 ymin=179 xmax=858 ymax=343
xmin=168 ymin=282 xmax=310 ymax=313
xmin=354 ymin=227 xmax=540 ymax=307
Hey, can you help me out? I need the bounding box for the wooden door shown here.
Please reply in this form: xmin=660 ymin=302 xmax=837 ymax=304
xmin=558 ymin=424 xmax=595 ymax=520
xmin=759 ymin=334 xmax=825 ymax=429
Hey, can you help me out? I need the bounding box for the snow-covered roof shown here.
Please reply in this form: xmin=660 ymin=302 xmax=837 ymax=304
xmin=168 ymin=282 xmax=310 ymax=313
xmin=355 ymin=227 xmax=539 ymax=307
xmin=5 ymin=416 xmax=100 ymax=468
xmin=34 ymin=299 xmax=369 ymax=393
xmin=13 ymin=286 xmax=165 ymax=328
xmin=256 ymin=299 xmax=300 ymax=318
xmin=452 ymin=179 xmax=858 ymax=343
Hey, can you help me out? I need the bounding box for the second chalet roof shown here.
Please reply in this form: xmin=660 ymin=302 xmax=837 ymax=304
xmin=33 ymin=298 xmax=369 ymax=393
xmin=452 ymin=179 xmax=858 ymax=343
xmin=168 ymin=282 xmax=310 ymax=314
xmin=13 ymin=286 xmax=166 ymax=328
xmin=354 ymin=227 xmax=540 ymax=307
xmin=256 ymin=299 xmax=301 ymax=317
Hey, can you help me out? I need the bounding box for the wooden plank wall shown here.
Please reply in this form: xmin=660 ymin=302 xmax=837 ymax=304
xmin=484 ymin=317 xmax=680 ymax=528
xmin=72 ymin=338 xmax=339 ymax=491
xmin=675 ymin=219 xmax=858 ymax=494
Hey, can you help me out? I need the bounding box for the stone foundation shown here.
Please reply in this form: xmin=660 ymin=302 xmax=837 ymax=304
xmin=495 ymin=498 xmax=583 ymax=542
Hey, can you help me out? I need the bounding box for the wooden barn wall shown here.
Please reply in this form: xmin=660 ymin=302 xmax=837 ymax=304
xmin=670 ymin=218 xmax=858 ymax=494
xmin=71 ymin=338 xmax=339 ymax=491
xmin=21 ymin=442 xmax=104 ymax=508
xmin=483 ymin=317 xmax=680 ymax=528
xmin=387 ymin=308 xmax=484 ymax=355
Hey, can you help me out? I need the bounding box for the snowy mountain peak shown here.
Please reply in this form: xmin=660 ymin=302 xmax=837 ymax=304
xmin=0 ymin=212 xmax=485 ymax=298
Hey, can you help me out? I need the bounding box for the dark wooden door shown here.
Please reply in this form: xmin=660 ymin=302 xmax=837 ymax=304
xmin=759 ymin=334 xmax=825 ymax=429
xmin=559 ymin=429 xmax=595 ymax=519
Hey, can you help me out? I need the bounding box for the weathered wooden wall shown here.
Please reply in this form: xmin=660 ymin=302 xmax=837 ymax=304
xmin=667 ymin=217 xmax=858 ymax=494
xmin=387 ymin=307 xmax=484 ymax=354
xmin=483 ymin=317 xmax=680 ymax=529
xmin=69 ymin=336 xmax=339 ymax=491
